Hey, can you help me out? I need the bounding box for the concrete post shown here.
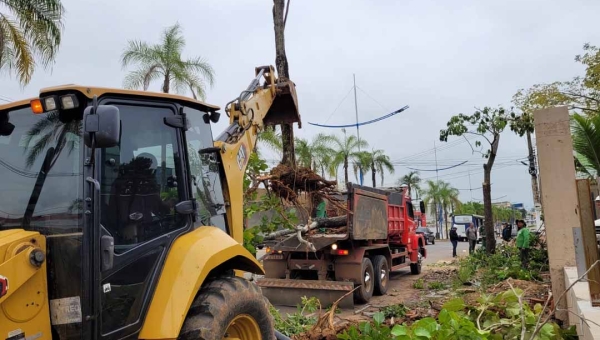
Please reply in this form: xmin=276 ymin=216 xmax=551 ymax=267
xmin=533 ymin=106 xmax=578 ymax=321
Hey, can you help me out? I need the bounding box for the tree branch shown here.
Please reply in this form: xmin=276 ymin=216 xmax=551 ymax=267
xmin=464 ymin=131 xmax=492 ymax=145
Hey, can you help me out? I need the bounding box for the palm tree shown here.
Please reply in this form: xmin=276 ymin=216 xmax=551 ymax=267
xmin=398 ymin=171 xmax=421 ymax=198
xmin=353 ymin=150 xmax=394 ymax=187
xmin=294 ymin=133 xmax=335 ymax=171
xmin=422 ymin=180 xmax=442 ymax=236
xmin=0 ymin=0 xmax=64 ymax=86
xmin=328 ymin=131 xmax=369 ymax=185
xmin=571 ymin=113 xmax=600 ymax=178
xmin=257 ymin=126 xmax=283 ymax=157
xmin=121 ymin=23 xmax=215 ymax=99
xmin=438 ymin=182 xmax=461 ymax=239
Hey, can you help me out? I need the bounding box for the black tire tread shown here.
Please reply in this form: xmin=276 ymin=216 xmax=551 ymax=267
xmin=178 ymin=276 xmax=275 ymax=340
xmin=372 ymin=255 xmax=388 ymax=296
xmin=354 ymin=257 xmax=374 ymax=304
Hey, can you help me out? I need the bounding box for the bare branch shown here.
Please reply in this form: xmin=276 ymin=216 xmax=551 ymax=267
xmin=507 ymin=280 xmax=527 ymax=340
xmin=464 ymin=131 xmax=492 ymax=145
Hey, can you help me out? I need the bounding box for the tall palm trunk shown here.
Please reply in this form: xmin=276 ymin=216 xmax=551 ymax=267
xmin=371 ymin=161 xmax=376 ymax=187
xmin=273 ymin=0 xmax=296 ymax=168
xmin=163 ymin=72 xmax=170 ymax=93
xmin=343 ymin=156 xmax=349 ymax=185
xmin=444 ymin=205 xmax=449 ymax=239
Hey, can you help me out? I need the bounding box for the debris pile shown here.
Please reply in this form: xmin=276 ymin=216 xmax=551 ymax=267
xmin=264 ymin=164 xmax=338 ymax=202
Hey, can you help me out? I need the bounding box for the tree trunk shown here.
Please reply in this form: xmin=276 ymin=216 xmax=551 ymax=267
xmin=343 ymin=156 xmax=349 ymax=185
xmin=162 ymin=73 xmax=170 ymax=93
xmin=273 ymin=0 xmax=296 ymax=168
xmin=482 ymin=134 xmax=500 ymax=254
xmin=444 ymin=207 xmax=448 ymax=239
xmin=526 ymin=131 xmax=540 ymax=205
xmin=371 ymin=162 xmax=376 ymax=187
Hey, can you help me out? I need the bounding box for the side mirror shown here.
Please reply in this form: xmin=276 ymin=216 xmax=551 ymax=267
xmin=84 ymin=105 xmax=120 ymax=148
xmin=420 ymin=201 xmax=426 ymax=214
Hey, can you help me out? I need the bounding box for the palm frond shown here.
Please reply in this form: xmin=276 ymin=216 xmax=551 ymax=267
xmin=0 ymin=14 xmax=34 ymax=84
xmin=571 ymin=113 xmax=600 ymax=175
xmin=123 ymin=64 xmax=163 ymax=90
xmin=121 ymin=40 xmax=161 ymax=68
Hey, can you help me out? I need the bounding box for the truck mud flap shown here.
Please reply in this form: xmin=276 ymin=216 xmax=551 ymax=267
xmin=256 ymin=278 xmax=355 ymax=309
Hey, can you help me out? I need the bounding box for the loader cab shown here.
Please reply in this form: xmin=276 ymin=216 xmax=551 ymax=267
xmin=0 ymin=87 xmax=228 ymax=339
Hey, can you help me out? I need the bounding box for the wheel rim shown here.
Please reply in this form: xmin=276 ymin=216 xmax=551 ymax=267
xmin=380 ymin=262 xmax=388 ymax=287
xmin=364 ymin=268 xmax=373 ymax=292
xmin=223 ymin=314 xmax=261 ymax=340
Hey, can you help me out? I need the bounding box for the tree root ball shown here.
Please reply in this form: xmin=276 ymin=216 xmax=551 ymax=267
xmin=267 ymin=164 xmax=337 ymax=202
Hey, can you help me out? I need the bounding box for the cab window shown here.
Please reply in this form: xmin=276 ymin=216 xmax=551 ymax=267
xmin=100 ymin=103 xmax=186 ymax=253
xmin=184 ymin=107 xmax=227 ymax=232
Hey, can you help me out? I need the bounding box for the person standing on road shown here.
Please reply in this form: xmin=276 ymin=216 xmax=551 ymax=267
xmin=450 ymin=226 xmax=459 ymax=257
xmin=467 ymin=223 xmax=477 ymax=254
xmin=516 ymin=219 xmax=531 ymax=268
xmin=502 ymin=223 xmax=512 ymax=242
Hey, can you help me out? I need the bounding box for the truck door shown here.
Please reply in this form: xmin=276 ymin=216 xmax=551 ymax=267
xmin=95 ymin=99 xmax=191 ymax=339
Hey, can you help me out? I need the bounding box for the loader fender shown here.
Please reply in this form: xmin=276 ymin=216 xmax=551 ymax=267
xmin=139 ymin=226 xmax=264 ymax=339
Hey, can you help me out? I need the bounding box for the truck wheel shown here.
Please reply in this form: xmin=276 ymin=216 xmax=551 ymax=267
xmin=179 ymin=276 xmax=275 ymax=340
xmin=372 ymin=255 xmax=389 ymax=296
xmin=354 ymin=257 xmax=375 ymax=304
xmin=410 ymin=247 xmax=423 ymax=275
xmin=431 ymin=238 xmax=435 ymax=245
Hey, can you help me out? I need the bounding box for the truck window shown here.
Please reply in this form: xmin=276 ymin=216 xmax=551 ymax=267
xmin=407 ymin=202 xmax=415 ymax=219
xmin=100 ymin=104 xmax=186 ymax=253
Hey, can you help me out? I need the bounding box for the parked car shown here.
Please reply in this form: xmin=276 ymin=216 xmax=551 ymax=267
xmin=416 ymin=227 xmax=435 ymax=245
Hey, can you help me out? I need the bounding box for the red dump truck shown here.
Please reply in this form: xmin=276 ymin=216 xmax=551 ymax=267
xmin=257 ymin=183 xmax=427 ymax=308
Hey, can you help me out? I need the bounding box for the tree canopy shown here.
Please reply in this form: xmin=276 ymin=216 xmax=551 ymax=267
xmin=0 ymin=0 xmax=64 ymax=86
xmin=121 ymin=23 xmax=215 ymax=99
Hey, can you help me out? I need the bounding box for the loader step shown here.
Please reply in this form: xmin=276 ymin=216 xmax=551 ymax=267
xmin=256 ymin=278 xmax=355 ymax=309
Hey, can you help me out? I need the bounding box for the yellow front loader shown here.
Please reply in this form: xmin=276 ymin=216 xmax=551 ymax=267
xmin=0 ymin=66 xmax=299 ymax=340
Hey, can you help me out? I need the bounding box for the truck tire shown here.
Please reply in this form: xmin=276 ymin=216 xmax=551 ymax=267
xmin=410 ymin=246 xmax=423 ymax=275
xmin=372 ymin=255 xmax=389 ymax=296
xmin=354 ymin=257 xmax=375 ymax=304
xmin=431 ymin=238 xmax=435 ymax=245
xmin=179 ymin=276 xmax=275 ymax=340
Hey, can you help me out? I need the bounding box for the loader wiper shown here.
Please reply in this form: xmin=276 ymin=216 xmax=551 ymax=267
xmin=22 ymin=147 xmax=56 ymax=228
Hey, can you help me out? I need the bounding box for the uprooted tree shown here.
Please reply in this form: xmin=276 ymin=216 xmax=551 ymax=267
xmin=440 ymin=107 xmax=511 ymax=254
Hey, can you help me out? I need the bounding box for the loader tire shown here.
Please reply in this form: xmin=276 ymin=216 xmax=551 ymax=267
xmin=354 ymin=257 xmax=374 ymax=304
xmin=372 ymin=255 xmax=389 ymax=296
xmin=179 ymin=276 xmax=275 ymax=340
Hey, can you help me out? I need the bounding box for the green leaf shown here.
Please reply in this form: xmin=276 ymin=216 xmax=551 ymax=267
xmin=391 ymin=325 xmax=408 ymax=336
xmin=373 ymin=311 xmax=385 ymax=325
xmin=534 ymin=303 xmax=543 ymax=314
xmin=413 ymin=327 xmax=431 ymax=338
xmin=442 ymin=298 xmax=466 ymax=312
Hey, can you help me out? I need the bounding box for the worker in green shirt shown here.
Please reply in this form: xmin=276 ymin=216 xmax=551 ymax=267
xmin=315 ymin=199 xmax=327 ymax=218
xmin=516 ymin=219 xmax=531 ymax=268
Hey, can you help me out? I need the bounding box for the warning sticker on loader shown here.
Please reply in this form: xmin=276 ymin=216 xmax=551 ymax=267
xmin=49 ymin=297 xmax=82 ymax=325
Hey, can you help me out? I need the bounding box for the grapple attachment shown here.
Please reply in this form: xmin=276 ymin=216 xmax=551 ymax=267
xmin=256 ymin=278 xmax=354 ymax=309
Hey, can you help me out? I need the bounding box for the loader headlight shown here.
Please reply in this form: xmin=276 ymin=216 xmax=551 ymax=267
xmin=44 ymin=97 xmax=58 ymax=111
xmin=60 ymin=94 xmax=79 ymax=110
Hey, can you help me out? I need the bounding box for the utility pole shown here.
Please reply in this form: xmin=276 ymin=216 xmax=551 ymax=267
xmin=434 ymin=141 xmax=439 ymax=182
xmin=468 ymin=168 xmax=473 ymax=201
xmin=353 ymin=74 xmax=363 ymax=185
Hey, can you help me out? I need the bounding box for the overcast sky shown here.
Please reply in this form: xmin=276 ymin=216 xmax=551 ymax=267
xmin=2 ymin=0 xmax=600 ymax=210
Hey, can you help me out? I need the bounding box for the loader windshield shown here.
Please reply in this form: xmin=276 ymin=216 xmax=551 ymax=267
xmin=0 ymin=106 xmax=83 ymax=233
